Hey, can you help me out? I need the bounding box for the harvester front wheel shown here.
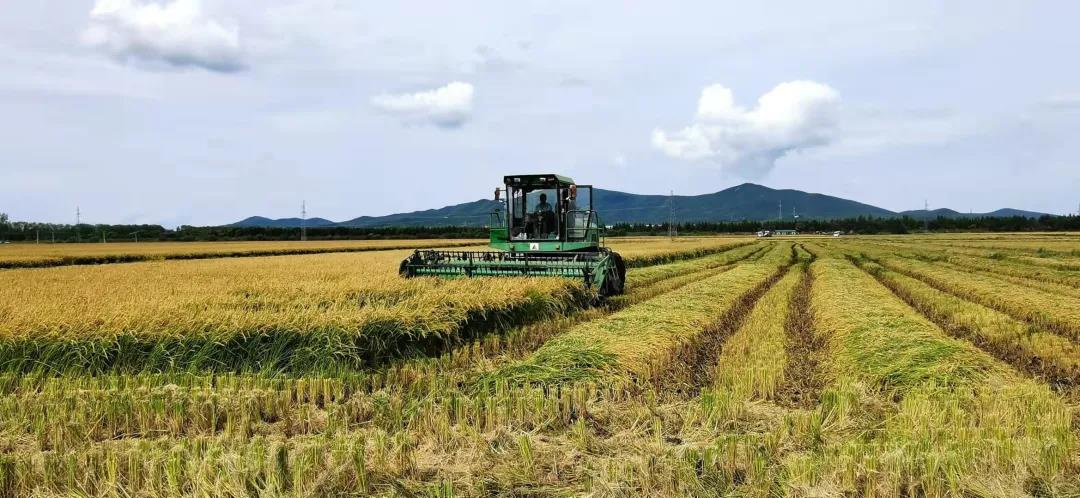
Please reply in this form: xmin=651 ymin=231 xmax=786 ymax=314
xmin=603 ymin=251 xmax=626 ymax=296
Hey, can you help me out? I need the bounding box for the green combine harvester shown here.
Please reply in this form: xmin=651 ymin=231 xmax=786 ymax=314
xmin=400 ymin=174 xmax=626 ymax=296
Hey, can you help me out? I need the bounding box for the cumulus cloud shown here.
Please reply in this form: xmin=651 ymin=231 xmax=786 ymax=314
xmin=82 ymin=0 xmax=243 ymax=72
xmin=371 ymin=82 xmax=475 ymax=128
xmin=652 ymin=81 xmax=840 ymax=178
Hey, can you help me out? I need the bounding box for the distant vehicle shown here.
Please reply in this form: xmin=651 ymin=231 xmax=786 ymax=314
xmin=756 ymin=230 xmax=771 ymax=238
xmin=833 ymin=231 xmax=842 ymax=237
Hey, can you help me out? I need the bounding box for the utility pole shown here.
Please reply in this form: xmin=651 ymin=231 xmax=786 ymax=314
xmin=778 ymin=200 xmax=782 ymax=222
xmin=35 ymin=228 xmax=39 ymax=244
xmin=301 ymin=200 xmax=308 ymax=241
xmin=924 ymin=199 xmax=930 ymax=232
xmin=75 ymin=206 xmax=81 ymax=242
xmin=667 ymin=190 xmax=677 ymax=239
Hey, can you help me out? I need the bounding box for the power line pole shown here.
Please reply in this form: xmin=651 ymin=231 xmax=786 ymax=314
xmin=667 ymin=190 xmax=677 ymax=239
xmin=75 ymin=206 xmax=81 ymax=243
xmin=301 ymin=200 xmax=308 ymax=241
xmin=778 ymin=200 xmax=782 ymax=222
xmin=924 ymin=198 xmax=930 ymax=232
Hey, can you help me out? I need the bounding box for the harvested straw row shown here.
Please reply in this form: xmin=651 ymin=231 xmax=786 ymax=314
xmin=798 ymin=256 xmax=1075 ymax=496
xmin=490 ymin=243 xmax=795 ymax=385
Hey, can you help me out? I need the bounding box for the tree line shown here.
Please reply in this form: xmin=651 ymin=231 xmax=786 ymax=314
xmin=1 ymin=212 xmax=1078 ymax=243
xmin=607 ymin=214 xmax=1080 ymax=236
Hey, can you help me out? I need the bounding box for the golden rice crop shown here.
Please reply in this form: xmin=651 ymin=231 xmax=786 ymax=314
xmin=606 ymin=236 xmax=756 ymax=267
xmin=0 ymin=235 xmax=1078 ymax=496
xmin=712 ymin=267 xmax=801 ymax=400
xmin=0 ymin=249 xmax=588 ymax=373
xmin=853 ymin=239 xmax=1080 ymax=288
xmin=0 ymin=238 xmax=759 ymax=374
xmin=492 ymin=242 xmax=794 ymax=384
xmin=867 ymin=251 xmax=1080 ymax=340
xmin=0 ymin=239 xmax=486 ymax=268
xmin=855 ymin=258 xmax=1080 ymax=386
xmin=799 ymin=256 xmax=1075 ymax=495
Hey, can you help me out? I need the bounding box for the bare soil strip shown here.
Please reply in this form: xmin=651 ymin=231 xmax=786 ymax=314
xmin=775 ymin=253 xmax=824 ymax=408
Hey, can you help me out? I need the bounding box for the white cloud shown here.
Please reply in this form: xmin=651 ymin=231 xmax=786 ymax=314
xmin=82 ymin=0 xmax=243 ymax=72
xmin=1040 ymin=93 xmax=1080 ymax=111
xmin=652 ymin=81 xmax=840 ymax=178
xmin=812 ymin=107 xmax=982 ymax=159
xmin=371 ymin=82 xmax=475 ymax=128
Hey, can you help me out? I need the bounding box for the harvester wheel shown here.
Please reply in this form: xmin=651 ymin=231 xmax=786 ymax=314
xmin=604 ymin=251 xmax=626 ymax=296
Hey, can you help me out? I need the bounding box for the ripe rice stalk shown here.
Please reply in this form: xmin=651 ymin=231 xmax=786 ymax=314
xmin=865 ymin=251 xmax=1080 ymax=341
xmin=610 ymin=238 xmax=757 ymax=268
xmin=712 ymin=248 xmax=814 ymax=403
xmin=0 ymin=253 xmax=593 ymax=373
xmin=487 ymin=243 xmax=794 ymax=386
xmin=855 ymin=239 xmax=1080 ymax=289
xmin=802 ymin=255 xmax=1075 ymax=495
xmin=0 ymin=239 xmax=486 ymax=269
xmin=851 ymin=257 xmax=1080 ymax=391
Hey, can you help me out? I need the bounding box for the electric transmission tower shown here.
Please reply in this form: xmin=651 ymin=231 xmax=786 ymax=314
xmin=301 ymin=200 xmax=308 ymax=241
xmin=924 ymin=199 xmax=930 ymax=232
xmin=667 ymin=190 xmax=677 ymax=239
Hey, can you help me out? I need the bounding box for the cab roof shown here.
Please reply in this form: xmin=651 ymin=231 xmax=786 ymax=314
xmin=503 ymin=174 xmax=575 ymax=187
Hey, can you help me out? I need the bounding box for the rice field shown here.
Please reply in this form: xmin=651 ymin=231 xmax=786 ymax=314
xmin=0 ymin=234 xmax=1078 ymax=496
xmin=0 ymin=239 xmax=487 ymax=269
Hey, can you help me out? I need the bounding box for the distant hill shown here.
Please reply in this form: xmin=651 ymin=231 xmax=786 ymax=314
xmin=898 ymin=208 xmax=1050 ymax=220
xmin=337 ymin=199 xmax=501 ymax=228
xmin=592 ymin=183 xmax=895 ymax=223
xmin=229 ymin=216 xmax=336 ymax=228
xmin=227 ymin=183 xmax=1053 ymax=227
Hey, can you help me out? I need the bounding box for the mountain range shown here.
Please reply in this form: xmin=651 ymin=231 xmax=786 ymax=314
xmin=228 ymin=183 xmax=1052 ymax=228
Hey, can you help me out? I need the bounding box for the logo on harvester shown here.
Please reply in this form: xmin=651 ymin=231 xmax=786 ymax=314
xmin=529 ymin=243 xmax=539 ymax=250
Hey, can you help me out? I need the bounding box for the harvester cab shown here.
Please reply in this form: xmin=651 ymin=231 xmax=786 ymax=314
xmin=400 ymin=174 xmax=626 ymax=296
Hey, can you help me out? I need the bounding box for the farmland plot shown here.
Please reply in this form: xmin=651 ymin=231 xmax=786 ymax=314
xmin=0 ymin=235 xmax=1078 ymax=496
xmin=0 ymin=239 xmax=486 ymax=268
xmin=0 ymin=237 xmax=754 ymax=373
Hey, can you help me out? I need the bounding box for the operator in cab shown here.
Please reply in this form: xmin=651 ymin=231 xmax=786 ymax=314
xmin=535 ymin=193 xmax=552 ymax=214
xmin=533 ymin=193 xmax=556 ymax=237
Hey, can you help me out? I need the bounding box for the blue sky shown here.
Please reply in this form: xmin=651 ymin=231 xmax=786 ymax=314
xmin=2 ymin=0 xmax=1078 ymax=226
